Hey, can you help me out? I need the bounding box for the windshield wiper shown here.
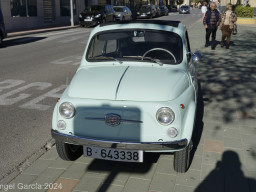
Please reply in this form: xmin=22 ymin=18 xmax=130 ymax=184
xmin=123 ymin=56 xmax=163 ymax=66
xmin=90 ymin=56 xmax=123 ymax=64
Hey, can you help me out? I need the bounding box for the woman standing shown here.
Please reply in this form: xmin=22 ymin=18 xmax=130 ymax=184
xmin=220 ymin=3 xmax=237 ymax=49
xmin=201 ymin=2 xmax=208 ymax=18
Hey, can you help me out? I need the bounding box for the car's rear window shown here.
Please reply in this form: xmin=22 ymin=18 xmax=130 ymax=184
xmin=86 ymin=29 xmax=183 ymax=65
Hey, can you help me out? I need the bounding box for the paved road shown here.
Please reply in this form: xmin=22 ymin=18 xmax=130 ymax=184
xmin=0 ymin=9 xmax=201 ymax=181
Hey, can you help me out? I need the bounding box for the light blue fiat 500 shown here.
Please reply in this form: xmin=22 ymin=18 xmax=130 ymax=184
xmin=52 ymin=20 xmax=201 ymax=173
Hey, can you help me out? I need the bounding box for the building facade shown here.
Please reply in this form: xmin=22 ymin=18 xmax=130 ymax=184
xmin=0 ymin=0 xmax=86 ymax=32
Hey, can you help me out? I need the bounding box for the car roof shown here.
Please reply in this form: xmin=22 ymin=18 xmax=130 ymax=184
xmin=100 ymin=20 xmax=181 ymax=28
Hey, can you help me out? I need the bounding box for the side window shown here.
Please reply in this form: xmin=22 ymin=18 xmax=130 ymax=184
xmin=106 ymin=40 xmax=117 ymax=54
xmin=185 ymin=31 xmax=191 ymax=62
xmin=88 ymin=38 xmax=105 ymax=57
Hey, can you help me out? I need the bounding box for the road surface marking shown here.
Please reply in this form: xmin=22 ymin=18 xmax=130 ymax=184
xmin=51 ymin=56 xmax=82 ymax=65
xmin=0 ymin=79 xmax=25 ymax=92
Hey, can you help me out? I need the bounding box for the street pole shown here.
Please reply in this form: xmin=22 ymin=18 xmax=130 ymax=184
xmin=70 ymin=0 xmax=74 ymax=27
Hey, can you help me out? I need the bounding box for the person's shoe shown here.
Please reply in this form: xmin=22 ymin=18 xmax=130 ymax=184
xmin=205 ymin=42 xmax=209 ymax=47
xmin=211 ymin=46 xmax=215 ymax=50
xmin=226 ymin=44 xmax=230 ymax=49
xmin=220 ymin=41 xmax=224 ymax=47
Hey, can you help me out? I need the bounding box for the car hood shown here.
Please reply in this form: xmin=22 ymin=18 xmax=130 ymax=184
xmin=67 ymin=66 xmax=190 ymax=101
xmin=81 ymin=11 xmax=101 ymax=16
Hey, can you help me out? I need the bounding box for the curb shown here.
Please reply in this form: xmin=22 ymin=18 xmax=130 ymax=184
xmin=7 ymin=25 xmax=80 ymax=38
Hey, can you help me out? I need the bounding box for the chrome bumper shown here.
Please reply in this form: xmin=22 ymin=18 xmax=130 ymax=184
xmin=52 ymin=130 xmax=188 ymax=151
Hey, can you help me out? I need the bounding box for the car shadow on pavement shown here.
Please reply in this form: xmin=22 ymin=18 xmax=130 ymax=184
xmin=194 ymin=150 xmax=256 ymax=192
xmin=87 ymin=153 xmax=159 ymax=192
xmin=1 ymin=37 xmax=46 ymax=48
xmin=190 ymin=81 xmax=204 ymax=166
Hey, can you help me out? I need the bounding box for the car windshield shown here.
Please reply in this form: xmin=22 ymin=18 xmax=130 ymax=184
xmin=114 ymin=7 xmax=123 ymax=12
xmin=84 ymin=5 xmax=103 ymax=12
xmin=140 ymin=6 xmax=149 ymax=11
xmin=86 ymin=29 xmax=183 ymax=65
xmin=181 ymin=6 xmax=189 ymax=9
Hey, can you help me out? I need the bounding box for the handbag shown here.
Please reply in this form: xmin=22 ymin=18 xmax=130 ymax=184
xmin=233 ymin=23 xmax=237 ymax=35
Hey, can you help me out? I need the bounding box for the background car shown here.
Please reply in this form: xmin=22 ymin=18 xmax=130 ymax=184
xmin=0 ymin=8 xmax=7 ymax=46
xmin=167 ymin=4 xmax=177 ymax=12
xmin=79 ymin=5 xmax=115 ymax=27
xmin=113 ymin=6 xmax=132 ymax=21
xmin=179 ymin=5 xmax=190 ymax=14
xmin=159 ymin=5 xmax=169 ymax=16
xmin=155 ymin=5 xmax=161 ymax=17
xmin=137 ymin=5 xmax=156 ymax=19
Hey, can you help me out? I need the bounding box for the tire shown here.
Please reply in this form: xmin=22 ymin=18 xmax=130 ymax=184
xmin=122 ymin=16 xmax=125 ymax=21
xmin=80 ymin=24 xmax=85 ymax=27
xmin=56 ymin=141 xmax=83 ymax=161
xmin=113 ymin=16 xmax=116 ymax=21
xmin=173 ymin=142 xmax=192 ymax=173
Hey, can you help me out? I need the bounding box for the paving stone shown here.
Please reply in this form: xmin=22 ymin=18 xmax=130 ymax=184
xmin=175 ymin=169 xmax=201 ymax=187
xmin=73 ymin=173 xmax=105 ymax=192
xmin=76 ymin=155 xmax=94 ymax=164
xmin=130 ymin=162 xmax=157 ymax=180
xmin=8 ymin=174 xmax=37 ymax=192
xmin=239 ymin=125 xmax=256 ymax=135
xmin=85 ymin=159 xmax=117 ymax=175
xmin=31 ymin=168 xmax=64 ymax=191
xmin=202 ymin=129 xmax=224 ymax=141
xmin=40 ymin=147 xmax=58 ymax=160
xmin=200 ymin=163 xmax=216 ymax=181
xmin=122 ymin=178 xmax=151 ymax=192
xmin=47 ymin=178 xmax=79 ymax=192
xmin=204 ymin=140 xmax=223 ymax=153
xmin=223 ymin=137 xmax=243 ymax=149
xmin=222 ymin=120 xmax=240 ymax=130
xmin=241 ymin=134 xmax=256 ymax=145
xmin=48 ymin=158 xmax=73 ymax=170
xmin=202 ymin=152 xmax=222 ymax=165
xmin=22 ymin=159 xmax=53 ymax=175
xmin=194 ymin=144 xmax=204 ymax=156
xmin=149 ymin=173 xmax=176 ymax=192
xmin=60 ymin=163 xmax=89 ymax=180
xmin=244 ymin=156 xmax=256 ymax=171
xmin=243 ymin=144 xmax=256 ymax=158
xmin=224 ymin=128 xmax=241 ymax=139
xmin=190 ymin=155 xmax=202 ymax=170
xmin=223 ymin=147 xmax=245 ymax=163
xmin=98 ymin=184 xmax=123 ymax=192
xmin=155 ymin=157 xmax=177 ymax=176
xmin=202 ymin=122 xmax=222 ymax=132
xmin=173 ymin=184 xmax=196 ymax=192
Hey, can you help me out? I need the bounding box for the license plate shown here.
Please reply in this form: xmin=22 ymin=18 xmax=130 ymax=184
xmin=83 ymin=146 xmax=143 ymax=162
xmin=84 ymin=18 xmax=92 ymax=21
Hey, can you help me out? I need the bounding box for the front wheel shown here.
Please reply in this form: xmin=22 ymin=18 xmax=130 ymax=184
xmin=173 ymin=142 xmax=192 ymax=173
xmin=0 ymin=35 xmax=3 ymax=46
xmin=56 ymin=141 xmax=83 ymax=161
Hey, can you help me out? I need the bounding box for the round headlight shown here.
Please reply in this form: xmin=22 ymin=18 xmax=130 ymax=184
xmin=59 ymin=102 xmax=75 ymax=119
xmin=156 ymin=107 xmax=175 ymax=125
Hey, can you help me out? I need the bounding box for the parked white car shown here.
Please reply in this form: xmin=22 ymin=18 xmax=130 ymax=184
xmin=52 ymin=20 xmax=202 ymax=173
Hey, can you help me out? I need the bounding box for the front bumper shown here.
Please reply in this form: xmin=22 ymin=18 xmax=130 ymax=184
xmin=79 ymin=18 xmax=101 ymax=26
xmin=52 ymin=130 xmax=188 ymax=151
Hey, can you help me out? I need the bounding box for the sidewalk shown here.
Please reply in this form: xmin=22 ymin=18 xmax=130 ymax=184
xmin=1 ymin=21 xmax=256 ymax=192
xmin=7 ymin=25 xmax=80 ymax=38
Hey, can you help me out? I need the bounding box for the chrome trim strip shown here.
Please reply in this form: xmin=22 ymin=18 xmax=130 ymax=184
xmin=85 ymin=117 xmax=143 ymax=123
xmin=52 ymin=130 xmax=187 ymax=150
xmin=115 ymin=66 xmax=130 ymax=100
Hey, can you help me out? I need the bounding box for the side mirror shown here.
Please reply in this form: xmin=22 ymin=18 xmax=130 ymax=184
xmin=192 ymin=52 xmax=202 ymax=62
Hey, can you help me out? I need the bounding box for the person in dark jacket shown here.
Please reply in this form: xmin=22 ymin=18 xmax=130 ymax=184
xmin=203 ymin=2 xmax=221 ymax=50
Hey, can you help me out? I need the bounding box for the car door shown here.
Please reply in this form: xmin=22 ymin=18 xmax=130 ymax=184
xmin=185 ymin=30 xmax=198 ymax=97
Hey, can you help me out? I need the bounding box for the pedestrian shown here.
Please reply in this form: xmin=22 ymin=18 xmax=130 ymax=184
xmin=220 ymin=3 xmax=237 ymax=49
xmin=201 ymin=2 xmax=208 ymax=18
xmin=203 ymin=2 xmax=221 ymax=50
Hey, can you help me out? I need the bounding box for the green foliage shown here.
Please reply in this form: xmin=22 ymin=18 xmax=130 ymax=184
xmin=235 ymin=5 xmax=253 ymax=18
xmin=176 ymin=0 xmax=184 ymax=5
